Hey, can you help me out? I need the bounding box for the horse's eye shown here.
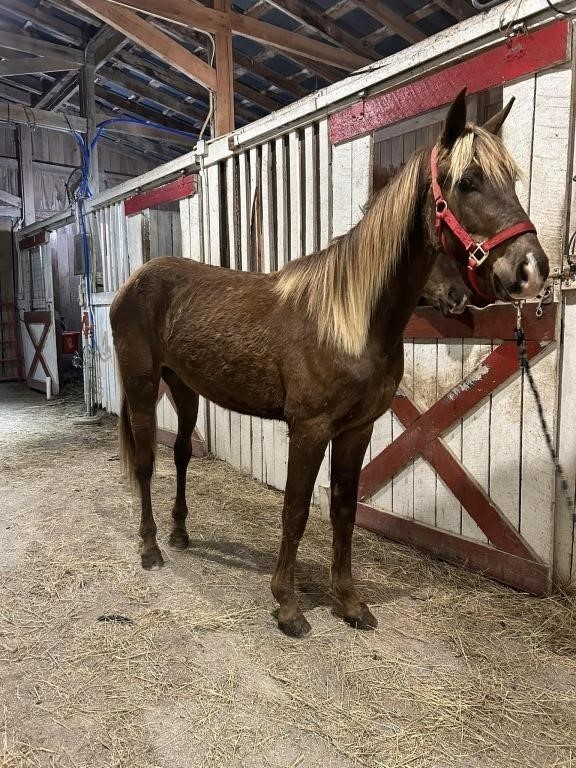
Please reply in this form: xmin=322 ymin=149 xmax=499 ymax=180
xmin=458 ymin=177 xmax=473 ymax=193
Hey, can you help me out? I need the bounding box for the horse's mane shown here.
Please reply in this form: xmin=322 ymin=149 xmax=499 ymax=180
xmin=274 ymin=123 xmax=519 ymax=358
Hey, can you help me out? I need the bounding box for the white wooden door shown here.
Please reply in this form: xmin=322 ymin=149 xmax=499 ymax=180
xmin=18 ymin=239 xmax=60 ymax=395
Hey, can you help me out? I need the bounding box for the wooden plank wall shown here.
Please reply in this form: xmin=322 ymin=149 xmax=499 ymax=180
xmin=86 ymin=65 xmax=573 ymax=579
xmin=177 ymin=123 xmax=338 ymax=501
xmin=367 ymin=75 xmax=568 ymax=565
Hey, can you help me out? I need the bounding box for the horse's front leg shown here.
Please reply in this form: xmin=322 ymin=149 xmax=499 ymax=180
xmin=330 ymin=423 xmax=377 ymax=630
xmin=271 ymin=423 xmax=330 ymax=638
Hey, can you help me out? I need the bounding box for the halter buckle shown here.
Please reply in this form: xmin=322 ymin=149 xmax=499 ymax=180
xmin=469 ymin=243 xmax=489 ymax=267
xmin=435 ymin=199 xmax=447 ymax=214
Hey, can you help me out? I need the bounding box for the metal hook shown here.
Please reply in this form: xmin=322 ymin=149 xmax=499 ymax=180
xmin=535 ymin=286 xmax=551 ymax=319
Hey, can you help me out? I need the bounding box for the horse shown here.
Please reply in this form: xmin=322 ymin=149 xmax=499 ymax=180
xmin=111 ymin=90 xmax=549 ymax=638
xmin=372 ymin=164 xmax=471 ymax=315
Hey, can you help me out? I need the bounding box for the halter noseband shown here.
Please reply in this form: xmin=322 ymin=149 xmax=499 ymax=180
xmin=430 ymin=145 xmax=537 ymax=300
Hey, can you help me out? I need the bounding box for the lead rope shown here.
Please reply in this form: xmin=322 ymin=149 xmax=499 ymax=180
xmin=514 ymin=302 xmax=575 ymax=520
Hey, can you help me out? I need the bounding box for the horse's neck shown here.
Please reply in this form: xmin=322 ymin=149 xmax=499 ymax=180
xmin=369 ymin=220 xmax=436 ymax=353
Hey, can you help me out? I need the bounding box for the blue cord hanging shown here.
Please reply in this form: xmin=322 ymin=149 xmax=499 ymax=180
xmin=71 ymin=115 xmax=197 ymax=352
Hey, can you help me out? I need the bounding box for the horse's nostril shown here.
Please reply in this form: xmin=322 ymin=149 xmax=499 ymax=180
xmin=448 ymin=287 xmax=459 ymax=304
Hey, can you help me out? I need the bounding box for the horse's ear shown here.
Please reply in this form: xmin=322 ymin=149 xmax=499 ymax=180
xmin=482 ymin=97 xmax=515 ymax=135
xmin=440 ymin=88 xmax=467 ymax=150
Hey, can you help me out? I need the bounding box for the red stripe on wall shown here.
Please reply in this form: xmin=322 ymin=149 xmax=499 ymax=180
xmin=19 ymin=231 xmax=48 ymax=251
xmin=329 ymin=19 xmax=569 ymax=145
xmin=124 ymin=174 xmax=196 ymax=216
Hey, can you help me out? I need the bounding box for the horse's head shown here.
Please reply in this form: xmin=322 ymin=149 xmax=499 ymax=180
xmin=431 ymin=89 xmax=549 ymax=301
xmin=373 ymin=163 xmax=470 ymax=315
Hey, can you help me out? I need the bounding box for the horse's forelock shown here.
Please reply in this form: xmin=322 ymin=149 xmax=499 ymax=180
xmin=443 ymin=123 xmax=520 ymax=189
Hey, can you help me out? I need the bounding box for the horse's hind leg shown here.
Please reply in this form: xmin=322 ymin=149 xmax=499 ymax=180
xmin=330 ymin=424 xmax=377 ymax=630
xmin=271 ymin=422 xmax=329 ymax=638
xmin=161 ymin=367 xmax=199 ymax=550
xmin=123 ymin=369 xmax=163 ymax=569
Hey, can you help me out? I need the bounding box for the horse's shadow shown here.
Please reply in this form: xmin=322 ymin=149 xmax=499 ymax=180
xmin=171 ymin=536 xmax=403 ymax=611
xmin=171 ymin=536 xmax=332 ymax=610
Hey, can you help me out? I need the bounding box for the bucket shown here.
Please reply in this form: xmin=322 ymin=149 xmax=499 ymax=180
xmin=62 ymin=330 xmax=80 ymax=355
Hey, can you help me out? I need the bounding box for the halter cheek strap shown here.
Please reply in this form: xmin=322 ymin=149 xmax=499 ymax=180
xmin=430 ymin=146 xmax=537 ymax=301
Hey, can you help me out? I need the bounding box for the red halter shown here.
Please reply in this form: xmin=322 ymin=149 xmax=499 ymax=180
xmin=430 ymin=146 xmax=537 ymax=300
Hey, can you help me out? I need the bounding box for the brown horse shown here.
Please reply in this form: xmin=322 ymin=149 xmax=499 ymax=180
xmin=111 ymin=91 xmax=549 ymax=638
xmin=372 ymin=164 xmax=471 ymax=315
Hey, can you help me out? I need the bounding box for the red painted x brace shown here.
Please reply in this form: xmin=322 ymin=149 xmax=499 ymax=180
xmin=430 ymin=146 xmax=537 ymax=300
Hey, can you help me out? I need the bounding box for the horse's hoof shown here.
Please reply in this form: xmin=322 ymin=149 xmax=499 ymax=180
xmin=277 ymin=613 xmax=312 ymax=639
xmin=344 ymin=603 xmax=378 ymax=631
xmin=168 ymin=531 xmax=190 ymax=550
xmin=141 ymin=549 xmax=164 ymax=570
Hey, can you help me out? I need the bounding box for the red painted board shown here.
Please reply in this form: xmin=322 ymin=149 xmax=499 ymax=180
xmin=356 ymin=502 xmax=551 ymax=596
xmin=405 ymin=302 xmax=556 ymax=341
xmin=124 ymin=174 xmax=196 ymax=216
xmin=19 ymin=231 xmax=48 ymax=251
xmin=330 ymin=19 xmax=569 ymax=144
xmin=358 ymin=340 xmax=546 ymax=499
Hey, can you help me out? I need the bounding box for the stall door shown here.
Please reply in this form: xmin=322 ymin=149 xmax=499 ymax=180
xmin=18 ymin=233 xmax=59 ymax=395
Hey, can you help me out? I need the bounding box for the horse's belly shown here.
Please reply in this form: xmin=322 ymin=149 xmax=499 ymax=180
xmin=166 ymin=350 xmax=286 ymax=419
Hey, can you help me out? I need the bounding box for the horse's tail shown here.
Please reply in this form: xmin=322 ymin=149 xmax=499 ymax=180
xmin=119 ymin=394 xmax=136 ymax=482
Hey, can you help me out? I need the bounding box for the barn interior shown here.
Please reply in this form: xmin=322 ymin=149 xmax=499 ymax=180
xmin=2 ymin=0 xmax=576 ymax=766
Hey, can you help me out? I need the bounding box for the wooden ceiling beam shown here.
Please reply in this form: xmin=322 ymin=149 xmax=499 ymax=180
xmin=432 ymin=0 xmax=475 ymax=21
xmin=240 ymin=2 xmax=342 ymax=83
xmin=115 ymin=48 xmax=257 ymax=124
xmin=86 ymin=27 xmax=127 ymax=60
xmin=233 ymin=49 xmax=306 ymax=99
xmin=264 ymin=0 xmax=380 ymax=62
xmin=113 ymin=0 xmax=370 ymax=70
xmin=36 ymin=26 xmax=127 ymax=110
xmin=116 ymin=49 xmax=209 ymax=105
xmin=214 ymin=0 xmax=234 ymax=136
xmin=232 ymin=10 xmax=370 ymax=70
xmin=0 ymin=30 xmax=83 ymax=62
xmin=69 ymin=0 xmax=217 ymax=91
xmin=0 ymin=78 xmax=33 ymax=103
xmin=234 ymin=80 xmax=280 ymax=113
xmin=0 ymin=0 xmax=82 ymax=44
xmin=357 ymin=0 xmax=426 ymax=44
xmin=35 ymin=70 xmax=77 ymax=109
xmin=99 ymin=64 xmax=205 ymax=124
xmin=0 ymin=57 xmax=82 ymax=77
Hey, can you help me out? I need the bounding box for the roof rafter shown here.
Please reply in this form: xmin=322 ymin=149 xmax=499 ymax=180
xmin=359 ymin=0 xmax=426 ymax=44
xmin=0 ymin=57 xmax=83 ymax=77
xmin=115 ymin=48 xmax=257 ymax=124
xmin=112 ymin=0 xmax=371 ymax=70
xmin=35 ymin=27 xmax=127 ymax=110
xmin=0 ymin=0 xmax=81 ymax=44
xmin=0 ymin=30 xmax=83 ymax=61
xmin=264 ymin=0 xmax=380 ymax=61
xmin=69 ymin=0 xmax=218 ymax=90
xmin=99 ymin=63 xmax=205 ymax=124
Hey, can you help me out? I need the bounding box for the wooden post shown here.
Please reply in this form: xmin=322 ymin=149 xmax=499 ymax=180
xmin=79 ymin=52 xmax=99 ymax=193
xmin=214 ymin=0 xmax=234 ymax=136
xmin=17 ymin=125 xmax=34 ymax=226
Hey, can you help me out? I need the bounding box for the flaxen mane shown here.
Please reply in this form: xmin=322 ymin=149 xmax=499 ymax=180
xmin=274 ymin=123 xmax=519 ymax=358
xmin=275 ymin=151 xmax=426 ymax=357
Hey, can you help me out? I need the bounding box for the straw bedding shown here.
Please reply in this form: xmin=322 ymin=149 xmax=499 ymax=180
xmin=1 ymin=382 xmax=576 ymax=768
